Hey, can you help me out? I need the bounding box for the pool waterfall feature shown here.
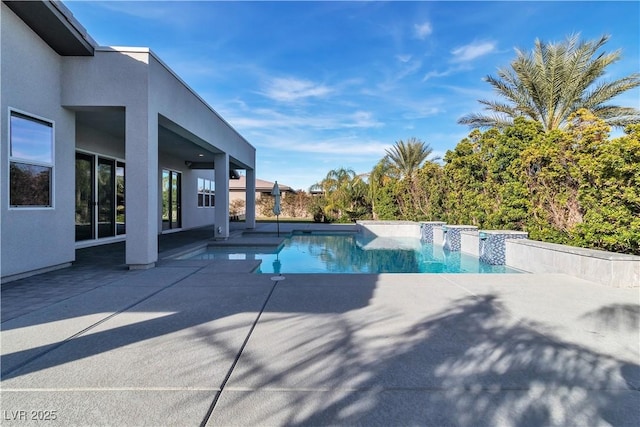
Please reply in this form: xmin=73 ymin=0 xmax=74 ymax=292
xmin=357 ymin=221 xmax=638 ymax=287
xmin=358 ymin=220 xmax=527 ymax=267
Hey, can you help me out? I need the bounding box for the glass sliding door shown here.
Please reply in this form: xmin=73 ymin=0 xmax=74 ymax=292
xmin=162 ymin=170 xmax=170 ymax=230
xmin=75 ymin=152 xmax=125 ymax=242
xmin=171 ymin=171 xmax=181 ymax=229
xmin=97 ymin=158 xmax=115 ymax=238
xmin=116 ymin=162 xmax=125 ymax=235
xmin=162 ymin=169 xmax=181 ymax=231
xmin=75 ymin=153 xmax=94 ymax=241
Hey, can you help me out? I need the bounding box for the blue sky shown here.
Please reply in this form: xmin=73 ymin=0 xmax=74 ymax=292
xmin=64 ymin=1 xmax=640 ymax=191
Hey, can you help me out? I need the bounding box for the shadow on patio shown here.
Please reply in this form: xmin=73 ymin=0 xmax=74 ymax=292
xmin=2 ymin=230 xmax=638 ymax=425
xmin=207 ymin=293 xmax=640 ymax=426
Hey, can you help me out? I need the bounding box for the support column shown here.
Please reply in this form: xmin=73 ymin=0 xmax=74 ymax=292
xmin=245 ymin=168 xmax=256 ymax=229
xmin=125 ymin=109 xmax=158 ymax=269
xmin=214 ymin=152 xmax=229 ymax=240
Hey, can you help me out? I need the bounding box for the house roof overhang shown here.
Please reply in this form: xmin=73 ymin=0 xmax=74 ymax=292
xmin=4 ymin=0 xmax=95 ymax=56
xmin=229 ymin=177 xmax=297 ymax=194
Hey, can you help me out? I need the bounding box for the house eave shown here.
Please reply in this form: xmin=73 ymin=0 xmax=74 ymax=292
xmin=4 ymin=0 xmax=95 ymax=56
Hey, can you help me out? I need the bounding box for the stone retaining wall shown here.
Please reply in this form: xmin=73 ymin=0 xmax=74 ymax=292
xmin=356 ymin=220 xmax=420 ymax=237
xmin=506 ymin=239 xmax=640 ymax=288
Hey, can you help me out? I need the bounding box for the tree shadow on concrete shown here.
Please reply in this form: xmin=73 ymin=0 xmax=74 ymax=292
xmin=2 ymin=265 xmax=639 ymax=426
xmin=210 ymin=294 xmax=640 ymax=426
xmin=581 ymin=303 xmax=640 ymax=332
xmin=0 ymin=273 xmax=379 ymax=381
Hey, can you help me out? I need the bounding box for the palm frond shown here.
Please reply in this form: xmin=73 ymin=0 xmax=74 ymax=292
xmin=384 ymin=138 xmax=437 ymax=179
xmin=461 ymin=34 xmax=638 ymax=131
xmin=457 ymin=113 xmax=514 ymax=129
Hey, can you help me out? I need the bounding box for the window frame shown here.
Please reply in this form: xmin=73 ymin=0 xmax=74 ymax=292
xmin=197 ymin=177 xmax=215 ymax=208
xmin=8 ymin=108 xmax=55 ymax=210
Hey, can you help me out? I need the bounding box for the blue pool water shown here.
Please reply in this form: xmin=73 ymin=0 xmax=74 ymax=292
xmin=182 ymin=233 xmax=521 ymax=274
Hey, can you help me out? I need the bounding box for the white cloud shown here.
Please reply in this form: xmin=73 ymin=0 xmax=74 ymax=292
xmin=255 ymin=133 xmax=391 ymax=156
xmin=422 ymin=64 xmax=471 ymax=82
xmin=398 ymin=98 xmax=444 ymax=121
xmin=414 ymin=22 xmax=433 ymax=40
xmin=402 ymin=106 xmax=442 ymax=120
xmin=261 ymin=77 xmax=333 ymax=102
xmin=374 ymin=59 xmax=423 ymax=93
xmin=397 ymin=60 xmax=422 ymax=79
xmin=221 ymin=107 xmax=382 ymax=131
xmin=422 ymin=69 xmax=452 ymax=82
xmin=451 ymin=41 xmax=497 ymax=62
xmin=93 ymin=1 xmax=176 ymax=21
xmin=396 ymin=54 xmax=412 ymax=63
xmin=347 ymin=111 xmax=384 ymax=129
xmin=439 ymin=84 xmax=494 ymax=100
xmin=288 ymin=139 xmax=389 ymax=156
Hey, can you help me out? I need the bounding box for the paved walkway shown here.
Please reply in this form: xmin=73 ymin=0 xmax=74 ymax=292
xmin=1 ymin=226 xmax=222 ymax=322
xmin=1 ymin=224 xmax=639 ymax=426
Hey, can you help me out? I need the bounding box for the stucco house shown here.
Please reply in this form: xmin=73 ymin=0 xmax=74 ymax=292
xmin=1 ymin=0 xmax=257 ymax=282
xmin=229 ymin=176 xmax=296 ymax=218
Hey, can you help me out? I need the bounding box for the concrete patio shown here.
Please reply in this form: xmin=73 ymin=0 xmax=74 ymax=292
xmin=1 ymin=224 xmax=639 ymax=426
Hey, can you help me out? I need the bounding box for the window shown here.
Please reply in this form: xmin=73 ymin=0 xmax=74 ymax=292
xmin=9 ymin=111 xmax=54 ymax=207
xmin=197 ymin=178 xmax=215 ymax=207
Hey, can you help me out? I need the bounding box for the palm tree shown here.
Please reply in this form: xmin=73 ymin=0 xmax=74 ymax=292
xmin=310 ymin=167 xmax=369 ymax=221
xmin=385 ymin=137 xmax=439 ymax=180
xmin=458 ymin=34 xmax=640 ymax=131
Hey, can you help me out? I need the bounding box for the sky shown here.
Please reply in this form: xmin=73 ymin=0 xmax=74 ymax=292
xmin=64 ymin=0 xmax=640 ymax=191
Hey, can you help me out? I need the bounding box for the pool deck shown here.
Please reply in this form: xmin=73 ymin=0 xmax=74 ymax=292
xmin=1 ymin=223 xmax=639 ymax=426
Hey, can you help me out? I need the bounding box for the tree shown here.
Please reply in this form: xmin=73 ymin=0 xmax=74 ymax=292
xmin=570 ymin=112 xmax=640 ymax=254
xmin=385 ymin=137 xmax=438 ymax=180
xmin=381 ymin=138 xmax=441 ymax=220
xmin=398 ymin=161 xmax=446 ymax=221
xmin=229 ymin=199 xmax=245 ymax=217
xmin=282 ymin=191 xmax=312 ymax=218
xmin=309 ymin=167 xmax=372 ymax=222
xmin=367 ymin=157 xmax=397 ymax=219
xmin=444 ymin=110 xmax=638 ymax=254
xmin=442 ymin=130 xmax=497 ymax=226
xmin=459 ymin=34 xmax=640 ymax=131
xmin=256 ymin=193 xmax=275 ymax=217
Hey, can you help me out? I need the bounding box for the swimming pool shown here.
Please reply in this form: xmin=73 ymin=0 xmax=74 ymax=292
xmin=182 ymin=233 xmax=521 ymax=274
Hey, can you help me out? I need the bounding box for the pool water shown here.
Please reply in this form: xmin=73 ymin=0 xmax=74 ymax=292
xmin=183 ymin=233 xmax=521 ymax=274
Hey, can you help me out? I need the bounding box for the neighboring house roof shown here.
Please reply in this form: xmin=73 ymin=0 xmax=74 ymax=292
xmin=229 ymin=176 xmax=296 ymax=194
xmin=4 ymin=0 xmax=96 ymax=56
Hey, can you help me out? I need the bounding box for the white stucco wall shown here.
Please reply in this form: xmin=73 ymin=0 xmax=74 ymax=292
xmin=76 ymin=120 xmax=125 ymax=159
xmin=62 ymin=49 xmax=159 ymax=267
xmin=2 ymin=11 xmax=256 ymax=276
xmin=62 ymin=49 xmax=151 ymax=108
xmin=157 ymin=152 xmax=216 ymax=231
xmin=1 ymin=4 xmax=76 ymax=279
xmin=148 ymin=55 xmax=255 ymax=170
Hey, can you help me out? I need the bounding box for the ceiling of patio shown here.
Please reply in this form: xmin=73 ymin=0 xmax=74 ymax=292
xmin=74 ymin=109 xmax=246 ymax=170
